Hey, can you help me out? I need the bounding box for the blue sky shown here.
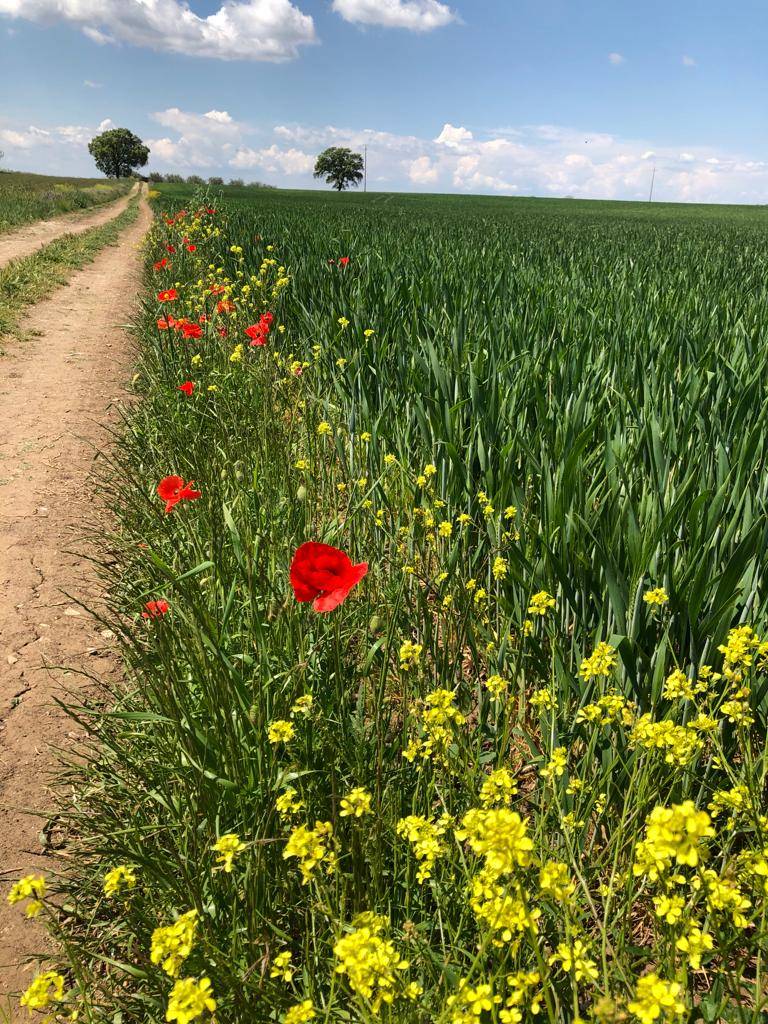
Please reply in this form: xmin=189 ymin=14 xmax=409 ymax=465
xmin=1 ymin=0 xmax=767 ymax=202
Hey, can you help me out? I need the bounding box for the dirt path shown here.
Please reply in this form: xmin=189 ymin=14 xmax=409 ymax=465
xmin=0 ymin=184 xmax=152 ymax=1011
xmin=0 ymin=182 xmax=140 ymax=272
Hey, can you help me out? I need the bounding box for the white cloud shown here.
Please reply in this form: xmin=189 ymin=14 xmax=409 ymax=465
xmin=83 ymin=79 xmax=101 ymax=88
xmin=682 ymin=55 xmax=696 ymax=66
xmin=5 ymin=107 xmax=768 ymax=204
xmin=608 ymin=52 xmax=625 ymax=65
xmin=408 ymin=155 xmax=438 ymax=184
xmin=146 ymin=108 xmax=249 ymax=169
xmin=434 ymin=123 xmax=473 ymax=148
xmin=231 ymin=144 xmax=314 ymax=174
xmin=0 ymin=0 xmax=317 ymax=61
xmin=331 ymin=0 xmax=456 ymax=30
xmin=0 ymin=117 xmax=114 ymax=151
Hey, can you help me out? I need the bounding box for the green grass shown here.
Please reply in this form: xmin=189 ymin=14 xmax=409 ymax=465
xmin=15 ymin=186 xmax=768 ymax=1024
xmin=0 ymin=192 xmax=140 ymax=342
xmin=0 ymin=169 xmax=132 ymax=235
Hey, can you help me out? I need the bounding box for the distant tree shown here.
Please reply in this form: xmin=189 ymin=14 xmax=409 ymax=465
xmin=228 ymin=178 xmax=245 ymax=187
xmin=148 ymin=171 xmax=164 ymax=182
xmin=165 ymin=173 xmax=184 ymax=184
xmin=208 ymin=176 xmax=224 ymax=186
xmin=313 ymin=147 xmax=364 ymax=191
xmin=88 ymin=128 xmax=149 ymax=178
xmin=186 ymin=175 xmax=205 ymax=186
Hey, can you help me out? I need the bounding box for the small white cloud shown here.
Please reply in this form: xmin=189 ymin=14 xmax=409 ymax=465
xmin=82 ymin=25 xmax=114 ymax=45
xmin=83 ymin=79 xmax=102 ymax=88
xmin=434 ymin=123 xmax=473 ymax=148
xmin=0 ymin=0 xmax=317 ymax=62
xmin=679 ymin=152 xmax=695 ymax=162
xmin=682 ymin=55 xmax=696 ymax=66
xmin=641 ymin=150 xmax=656 ymax=160
xmin=331 ymin=0 xmax=457 ymax=31
xmin=608 ymin=52 xmax=625 ymax=65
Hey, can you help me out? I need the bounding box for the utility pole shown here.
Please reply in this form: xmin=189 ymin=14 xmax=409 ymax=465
xmin=648 ymin=165 xmax=656 ymax=203
xmin=363 ymin=145 xmax=367 ymax=193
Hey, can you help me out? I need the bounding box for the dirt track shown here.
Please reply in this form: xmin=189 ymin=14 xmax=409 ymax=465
xmin=0 ymin=182 xmax=139 ymax=272
xmin=0 ymin=184 xmax=152 ymax=1010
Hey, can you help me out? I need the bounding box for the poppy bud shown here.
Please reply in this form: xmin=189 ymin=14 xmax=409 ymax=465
xmin=296 ymin=485 xmax=307 ymax=502
xmin=248 ymin=705 xmax=258 ymax=725
xmin=369 ymin=614 xmax=382 ymax=633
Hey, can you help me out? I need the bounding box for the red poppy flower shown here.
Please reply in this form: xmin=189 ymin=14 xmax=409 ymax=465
xmin=187 ymin=244 xmax=196 ymax=252
xmin=182 ymin=322 xmax=203 ymax=339
xmin=158 ymin=289 xmax=178 ymax=302
xmin=210 ymin=284 xmax=226 ymax=295
xmin=218 ymin=326 xmax=228 ymax=338
xmin=157 ymin=317 xmax=170 ymax=330
xmin=157 ymin=475 xmax=202 ymax=513
xmin=166 ymin=244 xmax=176 ymax=254
xmin=217 ymin=299 xmax=235 ymax=313
xmin=142 ymin=599 xmax=169 ymax=619
xmin=245 ymin=312 xmax=274 ymax=347
xmin=289 ymin=542 xmax=368 ymax=613
xmin=338 ymin=256 xmax=350 ymax=267
xmin=178 ymin=381 xmax=195 ymax=396
xmin=154 ymin=258 xmax=169 ymax=270
xmin=206 ymin=207 xmax=216 ymax=215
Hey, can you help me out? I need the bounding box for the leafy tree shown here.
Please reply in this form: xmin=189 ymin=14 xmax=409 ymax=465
xmin=208 ymin=176 xmax=224 ymax=186
xmin=165 ymin=174 xmax=184 ymax=184
xmin=148 ymin=171 xmax=164 ymax=182
xmin=186 ymin=175 xmax=205 ymax=186
xmin=88 ymin=128 xmax=149 ymax=178
xmin=228 ymin=178 xmax=245 ymax=187
xmin=313 ymin=147 xmax=364 ymax=191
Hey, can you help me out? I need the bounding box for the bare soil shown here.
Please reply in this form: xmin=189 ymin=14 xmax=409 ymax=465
xmin=0 ymin=183 xmax=140 ymax=272
xmin=0 ymin=185 xmax=152 ymax=1012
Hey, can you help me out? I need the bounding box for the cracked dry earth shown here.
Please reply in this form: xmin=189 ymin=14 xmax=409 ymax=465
xmin=0 ymin=186 xmax=152 ymax=1013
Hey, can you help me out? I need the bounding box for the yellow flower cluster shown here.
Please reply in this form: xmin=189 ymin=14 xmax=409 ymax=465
xmin=633 ymin=802 xmax=714 ymax=881
xmin=166 ymin=977 xmax=216 ymax=1024
xmin=151 ymin=909 xmax=198 ymax=977
xmin=396 ymin=814 xmax=451 ymax=882
xmin=103 ymin=864 xmax=137 ymax=898
xmin=333 ymin=914 xmax=410 ymax=1012
xmin=212 ymin=833 xmax=246 ymax=872
xmin=283 ymin=821 xmax=336 ymax=883
xmin=8 ymin=873 xmax=45 ymax=918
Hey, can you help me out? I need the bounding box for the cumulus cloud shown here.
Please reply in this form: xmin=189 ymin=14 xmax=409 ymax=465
xmin=4 ymin=107 xmax=768 ymax=203
xmin=0 ymin=117 xmax=113 ymax=151
xmin=682 ymin=54 xmax=696 ymax=66
xmin=146 ymin=108 xmax=249 ymax=168
xmin=434 ymin=123 xmax=473 ymax=148
xmin=608 ymin=52 xmax=625 ymax=65
xmin=0 ymin=0 xmax=317 ymax=61
xmin=408 ymin=155 xmax=439 ymax=184
xmin=83 ymin=79 xmax=101 ymax=88
xmin=231 ymin=144 xmax=314 ymax=174
xmin=331 ymin=0 xmax=456 ymax=31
